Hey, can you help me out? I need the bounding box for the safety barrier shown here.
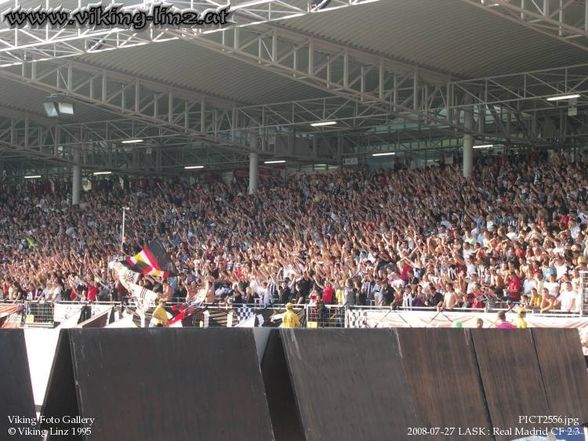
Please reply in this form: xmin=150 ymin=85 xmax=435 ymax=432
xmin=0 ymin=300 xmax=120 ymax=328
xmin=345 ymin=305 xmax=587 ymax=329
xmin=2 ymin=300 xmax=585 ymax=329
xmin=0 ymin=300 xmax=25 ymax=327
xmin=305 ymin=304 xmax=346 ymax=328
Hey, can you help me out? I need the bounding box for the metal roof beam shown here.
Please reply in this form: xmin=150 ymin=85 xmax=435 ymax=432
xmin=0 ymin=0 xmax=382 ymax=66
xmin=449 ymin=62 xmax=588 ymax=111
xmin=0 ymin=59 xmax=255 ymax=154
xmin=178 ymin=25 xmax=475 ymax=136
xmin=0 ymin=112 xmax=337 ymax=169
xmin=0 ymin=113 xmax=254 ymax=172
xmin=462 ymin=0 xmax=588 ymax=52
xmin=6 ymin=58 xmax=588 ymax=165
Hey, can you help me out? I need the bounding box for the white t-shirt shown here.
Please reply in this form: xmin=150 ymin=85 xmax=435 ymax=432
xmin=51 ymin=286 xmax=63 ymax=302
xmin=569 ymin=225 xmax=580 ymax=239
xmin=559 ymin=288 xmax=577 ymax=311
xmin=374 ymin=290 xmax=384 ymax=306
xmin=554 ymin=264 xmax=568 ymax=280
xmin=391 ymin=279 xmax=405 ymax=289
xmin=544 ymin=281 xmax=560 ymax=296
xmin=463 ymin=248 xmax=474 ymax=260
xmin=522 ymin=279 xmax=536 ymax=294
xmin=466 ymin=263 xmax=477 ymax=276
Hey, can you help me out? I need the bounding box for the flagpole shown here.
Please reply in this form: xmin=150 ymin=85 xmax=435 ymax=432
xmin=121 ymin=207 xmax=129 ymax=252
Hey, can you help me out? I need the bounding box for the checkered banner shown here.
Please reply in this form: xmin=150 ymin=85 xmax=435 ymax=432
xmin=345 ymin=308 xmax=588 ymax=329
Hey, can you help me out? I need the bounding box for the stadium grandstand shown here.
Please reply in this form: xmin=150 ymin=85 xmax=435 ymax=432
xmin=1 ymin=1 xmax=588 ymax=440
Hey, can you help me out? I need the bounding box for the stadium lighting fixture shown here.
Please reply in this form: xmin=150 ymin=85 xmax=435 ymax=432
xmin=546 ymin=94 xmax=580 ymax=101
xmin=473 ymin=144 xmax=494 ymax=149
xmin=372 ymin=152 xmax=396 ymax=157
xmin=121 ymin=139 xmax=144 ymax=144
xmin=310 ymin=121 xmax=337 ymax=127
xmin=93 ymin=171 xmax=112 ymax=175
xmin=43 ymin=95 xmax=74 ymax=117
xmin=184 ymin=165 xmax=204 ymax=169
xmin=24 ymin=175 xmax=41 ymax=179
xmin=264 ymin=160 xmax=287 ymax=164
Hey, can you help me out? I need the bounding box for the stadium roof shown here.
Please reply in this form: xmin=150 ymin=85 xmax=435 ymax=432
xmin=0 ymin=0 xmax=587 ymax=174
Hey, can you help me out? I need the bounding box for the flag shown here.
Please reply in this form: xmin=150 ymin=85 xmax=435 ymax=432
xmin=168 ymin=305 xmax=186 ymax=327
xmin=236 ymin=315 xmax=256 ymax=328
xmin=113 ymin=262 xmax=140 ymax=286
xmin=0 ymin=304 xmax=21 ymax=328
xmin=124 ymin=240 xmax=177 ymax=278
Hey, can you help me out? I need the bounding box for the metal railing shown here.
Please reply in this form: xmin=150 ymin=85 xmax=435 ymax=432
xmin=346 ymin=304 xmax=584 ymax=315
xmin=305 ymin=305 xmax=346 ymax=328
xmin=0 ymin=300 xmax=120 ymax=328
xmin=2 ymin=299 xmax=585 ymax=328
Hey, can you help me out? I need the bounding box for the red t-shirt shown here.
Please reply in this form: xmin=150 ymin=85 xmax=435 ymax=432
xmin=507 ymin=276 xmax=521 ymax=300
xmin=471 ymin=291 xmax=486 ymax=309
xmin=322 ymin=286 xmax=335 ymax=304
xmin=87 ymin=286 xmax=98 ymax=302
xmin=400 ymin=264 xmax=412 ymax=283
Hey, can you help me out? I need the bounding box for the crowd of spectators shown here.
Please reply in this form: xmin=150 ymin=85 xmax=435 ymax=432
xmin=0 ymin=151 xmax=586 ymax=314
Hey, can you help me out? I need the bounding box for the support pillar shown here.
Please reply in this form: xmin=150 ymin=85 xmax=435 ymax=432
xmin=248 ymin=152 xmax=259 ymax=195
xmin=463 ymin=94 xmax=473 ymax=179
xmin=72 ymin=149 xmax=81 ymax=205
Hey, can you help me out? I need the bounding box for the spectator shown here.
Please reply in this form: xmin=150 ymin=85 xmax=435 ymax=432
xmin=516 ymin=308 xmax=528 ymax=329
xmin=0 ymin=152 xmax=586 ymax=317
xmin=282 ymin=303 xmax=301 ymax=328
xmin=559 ymin=281 xmax=579 ymax=312
xmin=495 ymin=311 xmax=516 ymax=329
xmin=151 ymin=298 xmax=169 ymax=327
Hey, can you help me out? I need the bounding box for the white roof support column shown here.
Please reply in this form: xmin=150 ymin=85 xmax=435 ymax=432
xmin=72 ymin=148 xmax=81 ymax=205
xmin=248 ymin=151 xmax=259 ymax=195
xmin=463 ymin=94 xmax=474 ymax=179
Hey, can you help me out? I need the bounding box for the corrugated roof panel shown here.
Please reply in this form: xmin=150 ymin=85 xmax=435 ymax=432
xmin=78 ymin=40 xmax=329 ymax=105
xmin=1 ymin=0 xmax=586 ymax=133
xmin=281 ymin=0 xmax=588 ymax=78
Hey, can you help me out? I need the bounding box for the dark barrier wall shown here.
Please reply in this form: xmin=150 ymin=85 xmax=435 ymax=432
xmin=261 ymin=330 xmax=306 ymax=441
xmin=42 ymin=328 xmax=275 ymax=441
xmin=471 ymin=330 xmax=551 ymax=441
xmin=263 ymin=329 xmax=588 ymax=441
xmin=277 ymin=328 xmax=422 ymax=441
xmin=42 ymin=329 xmax=83 ymax=440
xmin=397 ymin=329 xmax=493 ymax=441
xmin=0 ymin=330 xmax=39 ymax=441
xmin=37 ymin=328 xmax=588 ymax=441
xmin=532 ymin=328 xmax=588 ymax=422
